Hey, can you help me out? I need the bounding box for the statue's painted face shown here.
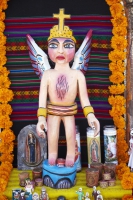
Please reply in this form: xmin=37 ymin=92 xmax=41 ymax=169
xmin=48 ymin=38 xmax=75 ymax=64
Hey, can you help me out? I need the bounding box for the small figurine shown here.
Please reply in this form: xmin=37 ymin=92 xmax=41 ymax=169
xmin=40 ymin=187 xmax=49 ymax=200
xmin=14 ymin=191 xmax=20 ymax=200
xmin=25 ymin=178 xmax=34 ymax=200
xmin=96 ymin=191 xmax=103 ymax=200
xmin=92 ymin=186 xmax=98 ymax=200
xmin=19 ymin=190 xmax=25 ymax=200
xmin=128 ymin=129 xmax=133 ymax=172
xmin=85 ymin=192 xmax=90 ymax=200
xmin=76 ymin=187 xmax=84 ymax=200
xmin=57 ymin=196 xmax=66 ymax=200
xmin=32 ymin=192 xmax=39 ymax=200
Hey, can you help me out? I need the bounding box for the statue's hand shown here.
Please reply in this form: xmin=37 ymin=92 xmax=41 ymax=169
xmin=87 ymin=113 xmax=100 ymax=137
xmin=36 ymin=116 xmax=47 ymax=138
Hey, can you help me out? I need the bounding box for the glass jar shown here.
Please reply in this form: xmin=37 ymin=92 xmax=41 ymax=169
xmin=86 ymin=127 xmax=101 ymax=167
xmin=75 ymin=125 xmax=82 ymax=172
xmin=103 ymin=125 xmax=117 ymax=164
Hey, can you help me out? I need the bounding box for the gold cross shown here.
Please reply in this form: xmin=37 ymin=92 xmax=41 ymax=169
xmin=53 ymin=8 xmax=70 ymax=32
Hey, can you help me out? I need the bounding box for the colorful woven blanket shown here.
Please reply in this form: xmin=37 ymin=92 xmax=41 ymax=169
xmin=4 ymin=15 xmax=113 ymax=121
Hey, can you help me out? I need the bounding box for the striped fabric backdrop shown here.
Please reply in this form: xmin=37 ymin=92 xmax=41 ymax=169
xmin=4 ymin=15 xmax=113 ymax=122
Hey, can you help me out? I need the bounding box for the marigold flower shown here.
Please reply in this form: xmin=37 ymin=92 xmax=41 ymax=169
xmin=0 ymin=66 xmax=9 ymax=76
xmin=0 ymin=0 xmax=8 ymax=10
xmin=111 ymin=14 xmax=128 ymax=27
xmin=109 ymin=71 xmax=125 ymax=84
xmin=105 ymin=0 xmax=121 ymax=6
xmin=0 ymin=11 xmax=5 ymax=21
xmin=113 ymin=115 xmax=125 ymax=128
xmin=121 ymin=172 xmax=133 ymax=189
xmin=0 ymin=128 xmax=15 ymax=143
xmin=109 ymin=105 xmax=126 ymax=117
xmin=109 ymin=61 xmax=125 ymax=73
xmin=0 ymin=103 xmax=12 ymax=116
xmin=0 ymin=75 xmax=11 ymax=88
xmin=122 ymin=194 xmax=133 ymax=200
xmin=0 ymin=153 xmax=14 ymax=163
xmin=0 ymin=178 xmax=7 ymax=192
xmin=0 ymin=21 xmax=5 ymax=32
xmin=0 ymin=115 xmax=13 ymax=129
xmin=111 ymin=36 xmax=127 ymax=51
xmin=0 ymin=88 xmax=14 ymax=103
xmin=109 ymin=50 xmax=126 ymax=62
xmin=117 ymin=166 xmax=130 ymax=180
xmin=110 ymin=3 xmax=123 ymax=17
xmin=0 ymin=55 xmax=7 ymax=66
xmin=117 ymin=128 xmax=126 ymax=141
xmin=0 ymin=195 xmax=8 ymax=200
xmin=108 ymin=95 xmax=126 ymax=106
xmin=109 ymin=84 xmax=125 ymax=94
xmin=112 ymin=26 xmax=127 ymax=37
xmin=0 ymin=32 xmax=6 ymax=45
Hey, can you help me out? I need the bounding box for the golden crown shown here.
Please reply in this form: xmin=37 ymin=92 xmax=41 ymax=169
xmin=48 ymin=9 xmax=76 ymax=43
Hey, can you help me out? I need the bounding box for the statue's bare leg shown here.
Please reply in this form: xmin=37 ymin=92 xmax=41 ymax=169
xmin=47 ymin=115 xmax=61 ymax=165
xmin=62 ymin=116 xmax=76 ymax=167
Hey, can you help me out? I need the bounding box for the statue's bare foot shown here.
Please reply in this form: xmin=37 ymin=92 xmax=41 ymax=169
xmin=65 ymin=155 xmax=74 ymax=167
xmin=48 ymin=153 xmax=57 ymax=166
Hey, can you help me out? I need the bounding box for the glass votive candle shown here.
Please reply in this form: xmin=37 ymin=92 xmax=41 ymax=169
xmin=104 ymin=163 xmax=116 ymax=179
xmin=103 ymin=172 xmax=111 ymax=181
xmin=99 ymin=180 xmax=108 ymax=188
xmin=90 ymin=162 xmax=103 ymax=180
xmin=108 ymin=179 xmax=116 ymax=187
xmin=86 ymin=168 xmax=99 ymax=187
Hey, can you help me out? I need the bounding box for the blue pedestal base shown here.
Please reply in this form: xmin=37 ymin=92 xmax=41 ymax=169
xmin=43 ymin=159 xmax=77 ymax=189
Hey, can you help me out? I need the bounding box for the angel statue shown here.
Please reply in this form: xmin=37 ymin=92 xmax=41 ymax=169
xmin=26 ymin=8 xmax=100 ymax=167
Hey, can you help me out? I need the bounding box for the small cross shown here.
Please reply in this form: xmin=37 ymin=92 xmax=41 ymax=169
xmin=53 ymin=8 xmax=70 ymax=32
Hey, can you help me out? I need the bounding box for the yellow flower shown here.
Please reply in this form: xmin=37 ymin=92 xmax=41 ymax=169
xmin=110 ymin=3 xmax=123 ymax=17
xmin=111 ymin=36 xmax=127 ymax=51
xmin=0 ymin=75 xmax=11 ymax=88
xmin=112 ymin=26 xmax=127 ymax=37
xmin=0 ymin=103 xmax=12 ymax=116
xmin=109 ymin=105 xmax=126 ymax=117
xmin=0 ymin=66 xmax=9 ymax=76
xmin=113 ymin=116 xmax=125 ymax=128
xmin=109 ymin=50 xmax=126 ymax=62
xmin=108 ymin=95 xmax=126 ymax=106
xmin=109 ymin=71 xmax=125 ymax=84
xmin=109 ymin=84 xmax=125 ymax=94
xmin=0 ymin=88 xmax=14 ymax=103
xmin=111 ymin=14 xmax=128 ymax=27
xmin=109 ymin=61 xmax=125 ymax=73
xmin=105 ymin=0 xmax=121 ymax=6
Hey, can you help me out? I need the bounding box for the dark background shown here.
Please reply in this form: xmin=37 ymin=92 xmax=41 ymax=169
xmin=5 ymin=0 xmax=113 ymax=167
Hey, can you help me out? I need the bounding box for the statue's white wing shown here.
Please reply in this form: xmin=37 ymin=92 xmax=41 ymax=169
xmin=26 ymin=34 xmax=51 ymax=79
xmin=72 ymin=29 xmax=92 ymax=74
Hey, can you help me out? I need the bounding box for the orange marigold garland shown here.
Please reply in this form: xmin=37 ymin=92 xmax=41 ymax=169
xmin=105 ymin=0 xmax=131 ymax=196
xmin=0 ymin=0 xmax=15 ymax=197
